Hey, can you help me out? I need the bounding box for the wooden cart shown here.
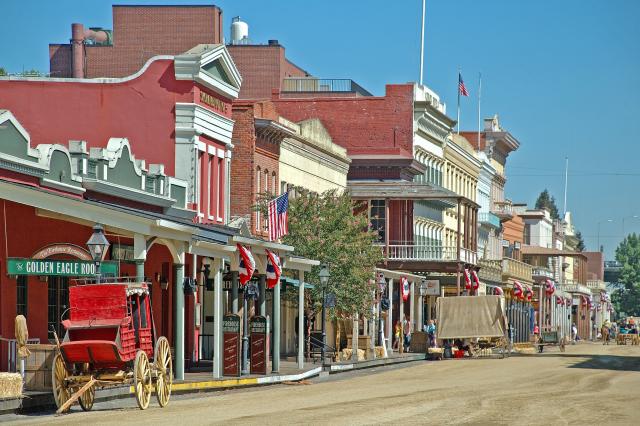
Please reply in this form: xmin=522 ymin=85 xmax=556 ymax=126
xmin=534 ymin=330 xmax=566 ymax=353
xmin=52 ymin=280 xmax=172 ymax=414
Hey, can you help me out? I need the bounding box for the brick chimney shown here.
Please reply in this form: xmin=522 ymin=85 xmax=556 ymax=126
xmin=71 ymin=23 xmax=84 ymax=78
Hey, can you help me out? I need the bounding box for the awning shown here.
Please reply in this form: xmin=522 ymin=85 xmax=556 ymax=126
xmin=281 ymin=276 xmax=314 ymax=289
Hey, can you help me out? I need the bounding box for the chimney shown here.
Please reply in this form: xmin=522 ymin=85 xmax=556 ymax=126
xmin=71 ymin=23 xmax=85 ymax=78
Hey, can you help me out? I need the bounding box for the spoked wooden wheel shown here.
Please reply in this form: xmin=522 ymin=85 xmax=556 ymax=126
xmin=134 ymin=350 xmax=152 ymax=410
xmin=52 ymin=354 xmax=71 ymax=412
xmin=154 ymin=336 xmax=172 ymax=407
xmin=78 ymin=383 xmax=95 ymax=411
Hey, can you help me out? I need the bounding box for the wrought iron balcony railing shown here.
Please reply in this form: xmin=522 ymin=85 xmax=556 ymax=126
xmin=378 ymin=244 xmax=477 ymax=264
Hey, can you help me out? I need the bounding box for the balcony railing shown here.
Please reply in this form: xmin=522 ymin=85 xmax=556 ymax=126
xmin=478 ymin=212 xmax=501 ymax=229
xmin=558 ymin=282 xmax=590 ymax=294
xmin=381 ymin=244 xmax=477 ymax=264
xmin=502 ymin=257 xmax=533 ymax=283
xmin=586 ymin=280 xmax=607 ymax=291
xmin=282 ymin=78 xmax=373 ymax=96
xmin=478 ymin=258 xmax=502 ymax=283
xmin=531 ymin=266 xmax=554 ymax=280
xmin=492 ymin=200 xmax=513 ymax=219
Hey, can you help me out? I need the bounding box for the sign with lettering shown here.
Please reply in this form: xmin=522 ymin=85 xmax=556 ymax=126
xmin=223 ymin=314 xmax=241 ymax=377
xmin=32 ymin=244 xmax=92 ymax=261
xmin=424 ymin=280 xmax=440 ymax=296
xmin=111 ymin=244 xmax=135 ymax=263
xmin=199 ymin=91 xmax=228 ymax=115
xmin=250 ymin=316 xmax=268 ymax=375
xmin=7 ymin=258 xmax=118 ymax=277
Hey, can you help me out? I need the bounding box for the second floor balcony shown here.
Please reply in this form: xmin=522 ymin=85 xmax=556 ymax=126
xmin=380 ymin=244 xmax=477 ymax=265
xmin=502 ymin=257 xmax=533 ymax=283
xmin=492 ymin=200 xmax=514 ymax=221
xmin=478 ymin=211 xmax=501 ymax=229
xmin=478 ymin=258 xmax=502 ymax=283
xmin=586 ymin=280 xmax=607 ymax=291
xmin=531 ymin=266 xmax=554 ymax=280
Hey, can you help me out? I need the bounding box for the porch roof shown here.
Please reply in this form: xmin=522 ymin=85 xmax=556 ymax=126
xmin=521 ymin=245 xmax=588 ymax=259
xmin=347 ymin=180 xmax=479 ymax=208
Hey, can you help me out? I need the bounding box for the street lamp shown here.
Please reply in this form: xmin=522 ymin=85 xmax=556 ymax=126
xmin=86 ymin=224 xmax=110 ymax=283
xmin=622 ymin=215 xmax=639 ymax=237
xmin=319 ymin=264 xmax=330 ymax=363
xmin=377 ymin=272 xmax=387 ymax=346
xmin=596 ymin=219 xmax=613 ymax=252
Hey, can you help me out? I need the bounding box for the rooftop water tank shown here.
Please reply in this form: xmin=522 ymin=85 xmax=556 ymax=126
xmin=230 ymin=16 xmax=249 ymax=45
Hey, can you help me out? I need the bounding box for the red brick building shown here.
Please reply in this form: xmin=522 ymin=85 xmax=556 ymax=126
xmin=50 ymin=4 xmax=224 ymax=78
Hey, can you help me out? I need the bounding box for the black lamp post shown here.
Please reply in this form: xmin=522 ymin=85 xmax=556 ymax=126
xmin=86 ymin=224 xmax=110 ymax=283
xmin=419 ymin=279 xmax=428 ymax=329
xmin=377 ymin=272 xmax=386 ymax=346
xmin=319 ymin=264 xmax=330 ymax=363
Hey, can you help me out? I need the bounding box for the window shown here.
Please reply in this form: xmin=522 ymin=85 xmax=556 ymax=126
xmin=256 ymin=167 xmax=261 ymax=231
xmin=198 ymin=150 xmax=206 ymax=218
xmin=370 ymin=200 xmax=386 ymax=243
xmin=208 ymin=154 xmax=214 ymax=218
xmin=217 ymin=156 xmax=223 ymax=220
xmin=272 ymin=172 xmax=277 ymax=196
xmin=48 ymin=277 xmax=69 ymax=341
xmin=16 ymin=276 xmax=27 ymax=317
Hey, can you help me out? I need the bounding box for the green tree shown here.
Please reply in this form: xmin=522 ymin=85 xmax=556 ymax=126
xmin=611 ymin=233 xmax=640 ymax=316
xmin=535 ymin=189 xmax=560 ymax=219
xmin=575 ymin=230 xmax=586 ymax=252
xmin=0 ymin=67 xmax=7 ymax=76
xmin=258 ymin=188 xmax=382 ymax=317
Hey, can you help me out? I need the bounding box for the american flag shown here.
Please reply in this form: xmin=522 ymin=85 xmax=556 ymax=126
xmin=458 ymin=73 xmax=469 ymax=97
xmin=268 ymin=193 xmax=289 ymax=241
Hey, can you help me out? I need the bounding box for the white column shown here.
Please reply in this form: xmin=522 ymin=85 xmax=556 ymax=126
xmin=174 ymin=244 xmax=186 ymax=380
xmin=387 ymin=278 xmax=394 ymax=351
xmin=410 ymin=281 xmax=416 ymax=331
xmin=297 ymin=270 xmax=305 ymax=369
xmin=351 ymin=312 xmax=359 ymax=362
xmin=133 ymin=233 xmax=147 ymax=281
xmin=212 ymin=258 xmax=223 ymax=378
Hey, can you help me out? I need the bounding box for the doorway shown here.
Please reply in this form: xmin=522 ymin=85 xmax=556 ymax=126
xmin=48 ymin=276 xmax=69 ymax=341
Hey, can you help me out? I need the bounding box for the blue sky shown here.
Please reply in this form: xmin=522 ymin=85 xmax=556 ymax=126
xmin=1 ymin=0 xmax=639 ymax=259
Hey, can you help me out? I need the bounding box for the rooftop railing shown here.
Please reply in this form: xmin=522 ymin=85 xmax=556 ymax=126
xmin=282 ymin=78 xmax=373 ymax=96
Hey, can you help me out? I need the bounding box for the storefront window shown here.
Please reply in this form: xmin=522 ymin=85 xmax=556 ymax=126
xmin=48 ymin=277 xmax=69 ymax=341
xmin=16 ymin=276 xmax=27 ymax=317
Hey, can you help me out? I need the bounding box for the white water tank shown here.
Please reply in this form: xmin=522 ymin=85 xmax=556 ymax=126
xmin=230 ymin=16 xmax=249 ymax=45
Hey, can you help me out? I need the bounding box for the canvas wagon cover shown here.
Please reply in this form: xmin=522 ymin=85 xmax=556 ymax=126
xmin=436 ymin=295 xmax=506 ymax=339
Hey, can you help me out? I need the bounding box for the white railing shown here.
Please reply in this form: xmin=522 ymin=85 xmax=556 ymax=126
xmin=586 ymin=280 xmax=606 ymax=291
xmin=531 ymin=267 xmax=554 ymax=279
xmin=502 ymin=257 xmax=533 ymax=282
xmin=383 ymin=244 xmax=476 ymax=264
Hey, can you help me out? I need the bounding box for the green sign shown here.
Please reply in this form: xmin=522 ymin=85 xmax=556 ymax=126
xmin=7 ymin=258 xmax=119 ymax=277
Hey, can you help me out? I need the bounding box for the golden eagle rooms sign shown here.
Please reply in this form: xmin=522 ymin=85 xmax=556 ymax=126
xmin=7 ymin=258 xmax=118 ymax=277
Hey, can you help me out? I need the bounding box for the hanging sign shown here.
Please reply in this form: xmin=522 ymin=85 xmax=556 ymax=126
xmin=32 ymin=244 xmax=92 ymax=261
xmin=7 ymin=258 xmax=118 ymax=277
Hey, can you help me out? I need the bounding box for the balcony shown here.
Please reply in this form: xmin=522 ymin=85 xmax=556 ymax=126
xmin=282 ymin=78 xmax=373 ymax=97
xmin=531 ymin=266 xmax=554 ymax=280
xmin=559 ymin=281 xmax=590 ymax=295
xmin=586 ymin=280 xmax=607 ymax=291
xmin=492 ymin=200 xmax=514 ymax=221
xmin=478 ymin=258 xmax=502 ymax=283
xmin=381 ymin=245 xmax=477 ymax=264
xmin=478 ymin=211 xmax=501 ymax=229
xmin=502 ymin=257 xmax=533 ymax=283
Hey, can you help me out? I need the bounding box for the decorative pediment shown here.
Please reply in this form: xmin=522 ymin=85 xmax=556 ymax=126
xmin=174 ymin=44 xmax=242 ymax=99
xmin=0 ymin=110 xmax=41 ymax=165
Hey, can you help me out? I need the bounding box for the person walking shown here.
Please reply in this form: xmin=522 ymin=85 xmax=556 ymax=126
xmin=601 ymin=321 xmax=610 ymax=345
xmin=571 ymin=323 xmax=578 ymax=344
xmin=402 ymin=314 xmax=411 ymax=352
xmin=393 ymin=321 xmax=401 ymax=351
xmin=426 ymin=319 xmax=437 ymax=348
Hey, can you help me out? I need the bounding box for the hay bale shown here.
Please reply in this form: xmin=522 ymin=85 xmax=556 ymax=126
xmin=374 ymin=346 xmax=386 ymax=359
xmin=341 ymin=348 xmax=366 ymax=361
xmin=0 ymin=373 xmax=23 ymax=398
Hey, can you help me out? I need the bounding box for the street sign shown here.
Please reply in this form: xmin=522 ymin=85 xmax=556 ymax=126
xmin=424 ymin=280 xmax=440 ymax=296
xmin=324 ymin=293 xmax=336 ymax=308
xmin=7 ymin=258 xmax=118 ymax=277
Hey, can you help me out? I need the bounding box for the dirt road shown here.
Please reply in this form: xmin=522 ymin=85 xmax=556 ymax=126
xmin=7 ymin=342 xmax=640 ymax=425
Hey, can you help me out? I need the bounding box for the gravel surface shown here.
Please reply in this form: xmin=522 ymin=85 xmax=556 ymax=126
xmin=5 ymin=342 xmax=639 ymax=425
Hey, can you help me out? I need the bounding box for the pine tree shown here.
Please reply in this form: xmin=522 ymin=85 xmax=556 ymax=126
xmin=575 ymin=231 xmax=586 ymax=252
xmin=535 ymin=189 xmax=560 ymax=219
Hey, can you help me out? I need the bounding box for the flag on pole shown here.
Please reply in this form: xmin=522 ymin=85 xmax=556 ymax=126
xmin=237 ymin=244 xmax=255 ymax=286
xmin=268 ymin=193 xmax=289 ymax=241
xmin=265 ymin=249 xmax=282 ymax=289
xmin=458 ymin=72 xmax=469 ymax=97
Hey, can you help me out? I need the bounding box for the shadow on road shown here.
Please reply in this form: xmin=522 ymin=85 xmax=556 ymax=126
xmin=540 ymin=353 xmax=640 ymax=372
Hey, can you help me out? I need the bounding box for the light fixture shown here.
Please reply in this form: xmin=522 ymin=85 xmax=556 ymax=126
xmin=319 ymin=264 xmax=330 ymax=286
xmin=86 ymin=224 xmax=110 ymax=283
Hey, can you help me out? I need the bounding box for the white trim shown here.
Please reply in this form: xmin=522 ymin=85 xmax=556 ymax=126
xmin=175 ymin=103 xmax=235 ymax=146
xmin=217 ymin=148 xmax=225 ymax=158
xmin=197 ymin=140 xmax=207 ymax=152
xmin=83 ymin=178 xmax=175 ymax=207
xmin=207 ymin=145 xmax=216 ymax=155
xmin=174 ymin=45 xmax=242 ymax=99
xmin=40 ymin=178 xmax=86 ymax=195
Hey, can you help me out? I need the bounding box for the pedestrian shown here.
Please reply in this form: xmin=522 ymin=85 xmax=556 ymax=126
xmin=393 ymin=321 xmax=401 ymax=350
xmin=601 ymin=322 xmax=610 ymax=345
xmin=572 ymin=323 xmax=578 ymax=344
xmin=402 ymin=314 xmax=411 ymax=352
xmin=426 ymin=319 xmax=437 ymax=348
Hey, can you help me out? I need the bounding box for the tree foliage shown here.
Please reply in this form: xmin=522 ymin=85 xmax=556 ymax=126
xmin=575 ymin=230 xmax=586 ymax=252
xmin=535 ymin=189 xmax=560 ymax=219
xmin=612 ymin=233 xmax=640 ymax=316
xmin=258 ymin=188 xmax=382 ymax=317
xmin=0 ymin=67 xmax=6 ymax=76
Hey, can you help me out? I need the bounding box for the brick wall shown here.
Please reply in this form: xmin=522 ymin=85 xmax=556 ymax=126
xmin=49 ymin=45 xmax=72 ymax=78
xmin=50 ymin=5 xmax=223 ymax=78
xmin=272 ymin=84 xmax=414 ymax=156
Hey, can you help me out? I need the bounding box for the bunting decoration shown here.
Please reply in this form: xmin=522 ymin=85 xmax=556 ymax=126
xmin=463 ymin=268 xmax=472 ymax=291
xmin=524 ymin=286 xmax=533 ymax=302
xmin=265 ymin=249 xmax=282 ymax=289
xmin=512 ymin=281 xmax=524 ymax=299
xmin=556 ymin=295 xmax=563 ymax=306
xmin=471 ymin=269 xmax=481 ymax=291
xmin=401 ymin=276 xmax=410 ymax=302
xmin=237 ymin=244 xmax=256 ymax=286
xmin=494 ymin=286 xmax=504 ymax=296
xmin=545 ymin=279 xmax=555 ymax=296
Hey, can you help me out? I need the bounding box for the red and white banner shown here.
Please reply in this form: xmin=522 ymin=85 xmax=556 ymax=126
xmin=463 ymin=268 xmax=472 ymax=290
xmin=401 ymin=276 xmax=410 ymax=302
xmin=471 ymin=270 xmax=481 ymax=291
xmin=545 ymin=279 xmax=555 ymax=296
xmin=237 ymin=244 xmax=255 ymax=286
xmin=512 ymin=281 xmax=523 ymax=299
xmin=494 ymin=286 xmax=504 ymax=296
xmin=524 ymin=286 xmax=533 ymax=302
xmin=556 ymin=296 xmax=563 ymax=306
xmin=265 ymin=249 xmax=282 ymax=289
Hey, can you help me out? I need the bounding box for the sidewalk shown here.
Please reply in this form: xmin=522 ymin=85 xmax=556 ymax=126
xmin=0 ymin=353 xmax=427 ymax=415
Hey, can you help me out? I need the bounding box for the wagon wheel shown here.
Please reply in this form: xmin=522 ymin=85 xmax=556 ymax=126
xmin=134 ymin=350 xmax=152 ymax=410
xmin=78 ymin=383 xmax=95 ymax=411
xmin=52 ymin=354 xmax=71 ymax=412
xmin=154 ymin=336 xmax=172 ymax=407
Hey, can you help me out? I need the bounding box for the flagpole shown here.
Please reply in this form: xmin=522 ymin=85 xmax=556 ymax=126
xmin=477 ymin=72 xmax=482 ymax=150
xmin=419 ymin=0 xmax=426 ymax=85
xmin=457 ymin=67 xmax=461 ymax=134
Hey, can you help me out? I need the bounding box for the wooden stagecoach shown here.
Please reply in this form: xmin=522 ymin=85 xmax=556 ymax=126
xmin=51 ymin=280 xmax=172 ymax=413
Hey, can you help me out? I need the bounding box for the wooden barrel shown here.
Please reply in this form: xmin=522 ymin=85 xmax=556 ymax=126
xmin=23 ymin=344 xmax=56 ymax=391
